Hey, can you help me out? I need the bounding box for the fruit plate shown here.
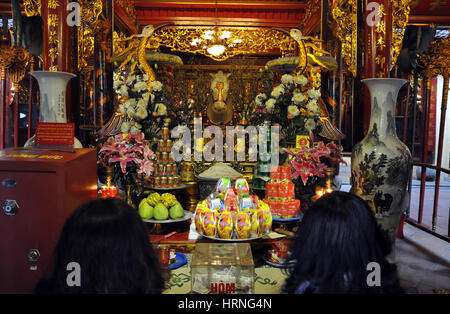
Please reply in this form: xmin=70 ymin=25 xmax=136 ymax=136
xmin=201 ymin=233 xmax=270 ymax=242
xmin=271 ymin=213 xmax=303 ymax=223
xmin=167 ymin=252 xmax=187 ymax=270
xmin=142 ymin=210 xmax=193 ymax=224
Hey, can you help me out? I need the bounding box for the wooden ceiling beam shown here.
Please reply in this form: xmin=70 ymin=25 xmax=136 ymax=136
xmin=408 ymin=15 xmax=450 ymax=25
xmin=136 ymin=16 xmax=304 ymax=27
xmin=135 ymin=1 xmax=305 ymax=28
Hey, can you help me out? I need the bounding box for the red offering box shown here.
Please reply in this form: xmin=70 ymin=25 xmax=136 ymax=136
xmin=280 ymin=166 xmax=291 ymax=181
xmin=270 ymin=166 xmax=281 ymax=181
xmin=287 ymin=182 xmax=295 ymax=197
xmin=278 ymin=182 xmax=295 ymax=200
xmin=286 ymin=200 xmax=297 ymax=218
xmin=273 ymin=202 xmax=281 ymax=216
xmin=0 ymin=148 xmax=97 ymax=293
xmin=280 ymin=201 xmax=289 ymax=218
xmin=265 ymin=182 xmax=279 ymax=198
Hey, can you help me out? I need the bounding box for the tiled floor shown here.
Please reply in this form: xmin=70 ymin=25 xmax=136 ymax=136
xmin=396 ymin=224 xmax=450 ymax=294
xmin=339 ymin=163 xmax=450 ymax=294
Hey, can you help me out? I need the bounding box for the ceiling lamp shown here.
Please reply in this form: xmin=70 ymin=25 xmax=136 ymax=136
xmin=190 ymin=26 xmax=243 ymax=58
xmin=207 ymin=44 xmax=226 ymax=57
xmin=188 ymin=0 xmax=243 ymax=58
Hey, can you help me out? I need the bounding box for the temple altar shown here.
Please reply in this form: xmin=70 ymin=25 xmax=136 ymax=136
xmin=0 ymin=0 xmax=449 ymax=296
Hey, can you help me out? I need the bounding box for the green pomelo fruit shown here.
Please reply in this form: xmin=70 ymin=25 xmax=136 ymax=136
xmin=138 ymin=199 xmax=153 ymax=219
xmin=154 ymin=203 xmax=169 ymax=220
xmin=169 ymin=202 xmax=184 ymax=219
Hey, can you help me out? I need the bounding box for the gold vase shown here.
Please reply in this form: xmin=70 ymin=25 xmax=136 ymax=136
xmin=239 ymin=118 xmax=249 ymax=126
xmin=124 ymin=185 xmax=135 ymax=208
xmin=324 ymin=167 xmax=335 ymax=192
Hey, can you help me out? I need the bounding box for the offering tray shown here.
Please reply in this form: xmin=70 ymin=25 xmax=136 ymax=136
xmin=144 ymin=184 xmax=188 ymax=191
xmin=201 ymin=232 xmax=270 ymax=242
xmin=142 ymin=210 xmax=192 ymax=224
xmin=271 ymin=213 xmax=303 ymax=223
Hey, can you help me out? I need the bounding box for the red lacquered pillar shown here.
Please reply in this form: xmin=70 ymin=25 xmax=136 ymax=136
xmin=0 ymin=69 xmax=6 ymax=149
xmin=42 ymin=0 xmax=73 ymax=72
xmin=41 ymin=0 xmax=75 ymax=124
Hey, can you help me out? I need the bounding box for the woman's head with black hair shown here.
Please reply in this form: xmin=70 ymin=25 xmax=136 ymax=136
xmin=282 ymin=191 xmax=402 ymax=294
xmin=39 ymin=198 xmax=166 ymax=294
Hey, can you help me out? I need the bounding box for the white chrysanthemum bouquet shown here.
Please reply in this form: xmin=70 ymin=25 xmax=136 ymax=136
xmin=113 ymin=69 xmax=168 ymax=137
xmin=254 ymin=70 xmax=323 ymax=141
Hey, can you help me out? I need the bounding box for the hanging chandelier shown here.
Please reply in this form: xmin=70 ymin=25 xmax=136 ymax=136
xmin=190 ymin=27 xmax=243 ymax=57
xmin=189 ymin=0 xmax=243 ymax=58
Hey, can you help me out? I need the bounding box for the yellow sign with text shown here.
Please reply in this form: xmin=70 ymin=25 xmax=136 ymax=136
xmin=296 ymin=135 xmax=310 ymax=148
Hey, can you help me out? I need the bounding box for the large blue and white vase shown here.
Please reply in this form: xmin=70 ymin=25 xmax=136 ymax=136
xmin=350 ymin=78 xmax=411 ymax=263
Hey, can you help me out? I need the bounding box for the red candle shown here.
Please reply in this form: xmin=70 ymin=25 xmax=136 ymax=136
xmin=100 ymin=185 xmax=118 ymax=198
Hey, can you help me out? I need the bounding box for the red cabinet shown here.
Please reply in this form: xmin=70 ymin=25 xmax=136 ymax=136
xmin=0 ymin=148 xmax=98 ymax=293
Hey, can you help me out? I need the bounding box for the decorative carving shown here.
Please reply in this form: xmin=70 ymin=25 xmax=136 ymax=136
xmin=115 ymin=0 xmax=137 ymax=21
xmin=113 ymin=31 xmax=128 ymax=56
xmin=391 ymin=0 xmax=411 ymax=69
xmin=0 ymin=43 xmax=29 ymax=94
xmin=331 ymin=0 xmax=358 ymax=77
xmin=8 ymin=47 xmax=29 ymax=92
xmin=419 ymin=38 xmax=450 ymax=78
xmin=23 ymin=0 xmax=41 ymax=17
xmin=77 ymin=0 xmax=103 ymax=72
xmin=0 ymin=49 xmax=17 ymax=79
xmin=152 ymin=27 xmax=295 ymax=61
xmin=302 ymin=0 xmax=321 ymax=25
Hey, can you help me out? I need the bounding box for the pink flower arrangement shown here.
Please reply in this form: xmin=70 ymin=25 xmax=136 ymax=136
xmin=98 ymin=132 xmax=155 ymax=184
xmin=284 ymin=141 xmax=346 ymax=186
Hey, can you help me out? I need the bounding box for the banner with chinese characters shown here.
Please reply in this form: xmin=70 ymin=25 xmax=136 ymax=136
xmin=45 ymin=0 xmax=61 ymax=71
xmin=364 ymin=0 xmax=392 ymax=78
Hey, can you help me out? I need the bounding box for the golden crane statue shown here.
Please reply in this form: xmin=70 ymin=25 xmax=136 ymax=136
xmin=290 ymin=28 xmax=338 ymax=73
xmin=268 ymin=27 xmax=344 ymax=141
xmin=110 ymin=24 xmax=164 ymax=88
xmin=99 ymin=24 xmax=173 ymax=138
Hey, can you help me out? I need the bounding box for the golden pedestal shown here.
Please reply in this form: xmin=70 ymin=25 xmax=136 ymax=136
xmin=183 ymin=181 xmax=199 ymax=212
xmin=239 ymin=161 xmax=256 ymax=184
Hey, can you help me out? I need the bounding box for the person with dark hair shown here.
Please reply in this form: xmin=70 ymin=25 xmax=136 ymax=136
xmin=35 ymin=198 xmax=167 ymax=294
xmin=282 ymin=191 xmax=403 ymax=294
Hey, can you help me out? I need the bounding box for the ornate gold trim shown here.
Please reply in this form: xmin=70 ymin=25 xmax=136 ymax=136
xmin=419 ymin=38 xmax=450 ymax=79
xmin=391 ymin=0 xmax=411 ymax=70
xmin=23 ymin=0 xmax=41 ymax=17
xmin=115 ymin=0 xmax=137 ymax=21
xmin=113 ymin=31 xmax=128 ymax=57
xmin=302 ymin=0 xmax=321 ymax=25
xmin=0 ymin=45 xmax=29 ymax=91
xmin=77 ymin=0 xmax=103 ymax=72
xmin=152 ymin=27 xmax=295 ymax=61
xmin=9 ymin=47 xmax=29 ymax=92
xmin=331 ymin=0 xmax=357 ymax=77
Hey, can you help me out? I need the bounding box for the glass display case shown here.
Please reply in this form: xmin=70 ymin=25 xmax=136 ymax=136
xmin=191 ymin=243 xmax=254 ymax=294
